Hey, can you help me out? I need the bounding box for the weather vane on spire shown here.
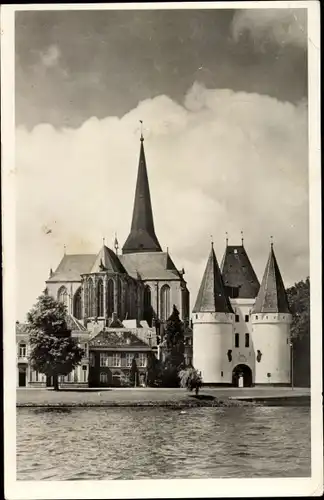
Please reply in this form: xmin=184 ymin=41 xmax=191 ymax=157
xmin=225 ymin=232 xmax=228 ymax=246
xmin=139 ymin=120 xmax=144 ymax=141
xmin=103 ymin=237 xmax=105 ymax=246
xmin=210 ymin=234 xmax=214 ymax=248
xmin=63 ymin=244 xmax=66 ymax=255
xmin=241 ymin=230 xmax=244 ymax=245
xmin=114 ymin=232 xmax=119 ymax=255
xmin=270 ymin=235 xmax=274 ymax=248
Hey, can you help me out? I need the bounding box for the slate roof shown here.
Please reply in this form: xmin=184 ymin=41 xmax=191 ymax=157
xmin=16 ymin=322 xmax=29 ymax=335
xmin=90 ymin=245 xmax=127 ymax=274
xmin=66 ymin=314 xmax=87 ymax=331
xmin=193 ymin=244 xmax=233 ymax=313
xmin=122 ymin=137 xmax=162 ymax=254
xmin=46 ymin=254 xmax=96 ymax=282
xmin=221 ymin=245 xmax=260 ymax=299
xmin=252 ymin=245 xmax=291 ymax=314
xmin=89 ymin=329 xmax=151 ymax=349
xmin=119 ymin=251 xmax=182 ymax=280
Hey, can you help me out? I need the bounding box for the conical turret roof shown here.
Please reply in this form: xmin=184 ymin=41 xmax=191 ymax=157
xmin=221 ymin=244 xmax=260 ymax=299
xmin=90 ymin=245 xmax=126 ymax=274
xmin=252 ymin=244 xmax=290 ymax=314
xmin=122 ymin=136 xmax=162 ymax=254
xmin=193 ymin=244 xmax=233 ymax=313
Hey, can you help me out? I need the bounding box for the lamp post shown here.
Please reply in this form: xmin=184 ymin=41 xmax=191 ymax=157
xmin=289 ymin=339 xmax=294 ymax=390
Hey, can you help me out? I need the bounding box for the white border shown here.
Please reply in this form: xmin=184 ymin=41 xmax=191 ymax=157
xmin=1 ymin=2 xmax=322 ymax=498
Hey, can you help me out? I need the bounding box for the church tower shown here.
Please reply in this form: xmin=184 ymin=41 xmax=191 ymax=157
xmin=192 ymin=243 xmax=234 ymax=384
xmin=251 ymin=242 xmax=292 ymax=385
xmin=119 ymin=131 xmax=190 ymax=325
xmin=122 ymin=133 xmax=162 ymax=254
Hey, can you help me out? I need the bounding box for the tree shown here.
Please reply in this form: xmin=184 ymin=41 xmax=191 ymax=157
xmin=146 ymin=351 xmax=161 ymax=387
xmin=130 ymin=356 xmax=139 ymax=387
xmin=286 ymin=277 xmax=310 ymax=387
xmin=179 ymin=367 xmax=202 ymax=395
xmin=27 ymin=293 xmax=84 ymax=390
xmin=161 ymin=305 xmax=185 ymax=387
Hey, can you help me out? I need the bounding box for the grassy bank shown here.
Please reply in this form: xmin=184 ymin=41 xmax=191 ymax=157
xmin=16 ymin=387 xmax=310 ymax=408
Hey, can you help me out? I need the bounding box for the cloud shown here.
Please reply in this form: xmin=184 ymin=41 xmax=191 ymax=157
xmin=40 ymin=45 xmax=61 ymax=67
xmin=231 ymin=9 xmax=307 ymax=48
xmin=15 ymin=82 xmax=309 ymax=320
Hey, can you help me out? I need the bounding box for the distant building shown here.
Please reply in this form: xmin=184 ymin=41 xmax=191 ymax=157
xmin=192 ymin=241 xmax=292 ymax=387
xmin=16 ymin=133 xmax=191 ymax=388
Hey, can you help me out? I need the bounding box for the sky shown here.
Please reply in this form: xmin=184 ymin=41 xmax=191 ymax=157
xmin=15 ymin=7 xmax=309 ymax=321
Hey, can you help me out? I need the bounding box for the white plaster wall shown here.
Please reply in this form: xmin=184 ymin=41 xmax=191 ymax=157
xmin=231 ymin=299 xmax=256 ymax=380
xmin=251 ymin=314 xmax=292 ymax=384
xmin=193 ymin=313 xmax=233 ymax=383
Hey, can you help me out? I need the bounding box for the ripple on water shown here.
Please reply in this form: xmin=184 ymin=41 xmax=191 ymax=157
xmin=17 ymin=406 xmax=311 ymax=480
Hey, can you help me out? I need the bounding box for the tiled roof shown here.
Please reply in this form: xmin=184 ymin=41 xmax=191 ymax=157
xmin=46 ymin=254 xmax=96 ymax=282
xmin=122 ymin=138 xmax=162 ymax=254
xmin=119 ymin=251 xmax=182 ymax=280
xmin=16 ymin=322 xmax=29 ymax=335
xmin=90 ymin=245 xmax=127 ymax=274
xmin=89 ymin=329 xmax=151 ymax=348
xmin=221 ymin=245 xmax=260 ymax=299
xmin=193 ymin=244 xmax=233 ymax=313
xmin=66 ymin=314 xmax=87 ymax=331
xmin=252 ymin=246 xmax=291 ymax=314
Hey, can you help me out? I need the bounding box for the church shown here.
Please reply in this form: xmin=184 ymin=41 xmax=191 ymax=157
xmin=16 ymin=129 xmax=292 ymax=388
xmin=16 ymin=131 xmax=191 ymax=388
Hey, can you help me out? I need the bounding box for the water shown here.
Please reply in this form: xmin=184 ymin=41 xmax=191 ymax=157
xmin=17 ymin=406 xmax=311 ymax=480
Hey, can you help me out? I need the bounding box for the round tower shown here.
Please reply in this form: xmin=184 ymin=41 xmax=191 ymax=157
xmin=192 ymin=243 xmax=234 ymax=385
xmin=251 ymin=243 xmax=292 ymax=385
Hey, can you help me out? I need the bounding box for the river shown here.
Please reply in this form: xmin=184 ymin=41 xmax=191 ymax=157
xmin=17 ymin=406 xmax=310 ymax=480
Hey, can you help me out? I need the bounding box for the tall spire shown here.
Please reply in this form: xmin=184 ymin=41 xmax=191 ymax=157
xmin=252 ymin=243 xmax=290 ymax=314
xmin=193 ymin=242 xmax=233 ymax=313
xmin=122 ymin=126 xmax=162 ymax=254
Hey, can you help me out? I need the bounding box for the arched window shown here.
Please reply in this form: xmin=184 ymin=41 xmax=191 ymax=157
xmin=97 ymin=279 xmax=104 ymax=317
xmin=143 ymin=285 xmax=152 ymax=326
xmin=100 ymin=372 xmax=108 ymax=384
xmin=87 ymin=278 xmax=94 ymax=317
xmin=107 ymin=279 xmax=114 ymax=318
xmin=73 ymin=288 xmax=82 ymax=319
xmin=58 ymin=286 xmax=68 ymax=307
xmin=160 ymin=285 xmax=170 ymax=321
xmin=127 ymin=282 xmax=133 ymax=319
xmin=117 ymin=278 xmax=122 ymax=316
xmin=18 ymin=343 xmax=27 ymax=357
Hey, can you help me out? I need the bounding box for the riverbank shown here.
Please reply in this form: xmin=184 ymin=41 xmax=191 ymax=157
xmin=16 ymin=387 xmax=310 ymax=408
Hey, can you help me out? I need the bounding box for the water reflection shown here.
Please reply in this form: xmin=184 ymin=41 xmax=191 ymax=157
xmin=17 ymin=406 xmax=310 ymax=480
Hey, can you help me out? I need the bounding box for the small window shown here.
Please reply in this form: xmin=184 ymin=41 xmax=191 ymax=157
xmin=84 ymin=343 xmax=88 ymax=358
xmin=112 ymin=353 xmax=121 ymax=367
xmin=245 ymin=333 xmax=250 ymax=348
xmin=125 ymin=353 xmax=133 ymax=367
xmin=19 ymin=343 xmax=27 ymax=357
xmin=82 ymin=365 xmax=87 ymax=370
xmin=256 ymin=315 xmax=258 ymax=320
xmin=245 ymin=315 xmax=249 ymax=322
xmin=100 ymin=352 xmax=109 ymax=367
xmin=235 ymin=333 xmax=239 ymax=348
xmin=90 ymin=352 xmax=95 ymax=367
xmin=221 ymin=371 xmax=223 ymax=377
xmin=100 ymin=372 xmax=108 ymax=383
xmin=138 ymin=353 xmax=147 ymax=368
xmin=235 ymin=314 xmax=240 ymax=323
